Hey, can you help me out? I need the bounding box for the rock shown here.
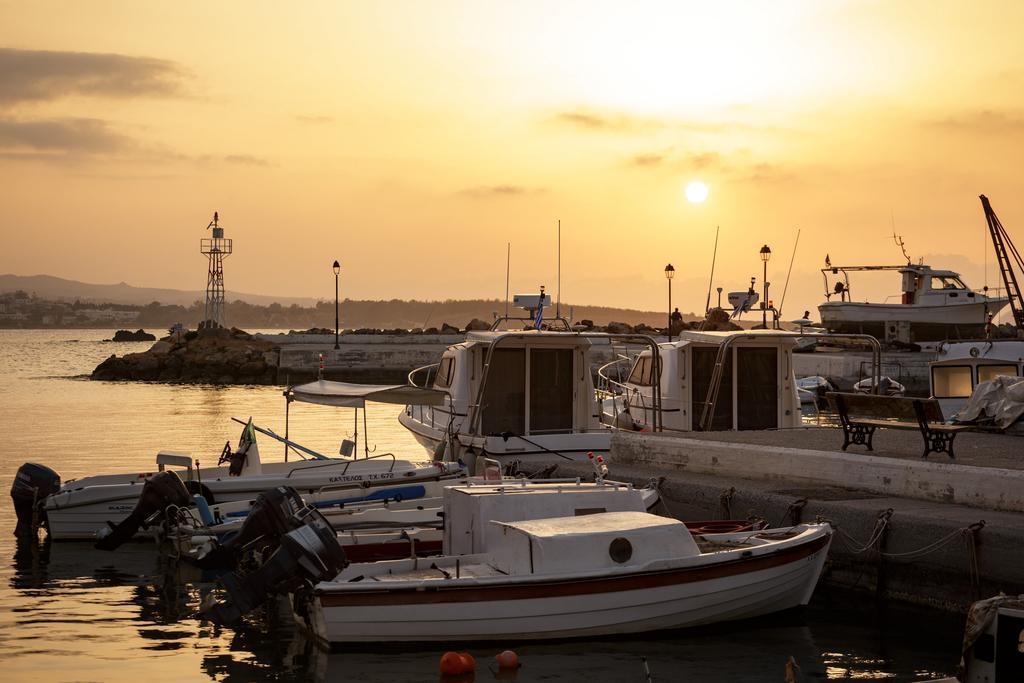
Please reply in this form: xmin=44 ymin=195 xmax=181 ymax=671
xmin=579 ymin=319 xmax=595 ymax=330
xmin=423 ymin=327 xmax=439 ymax=335
xmin=440 ymin=323 xmax=460 ymax=334
xmin=149 ymin=340 xmax=174 ymax=355
xmin=239 ymin=360 xmax=266 ymax=376
xmin=606 ymin=321 xmax=634 ymax=334
xmin=111 ymin=329 xmax=156 ymax=342
xmin=465 ymin=318 xmax=490 ymax=331
xmin=262 ymin=350 xmax=279 ymax=366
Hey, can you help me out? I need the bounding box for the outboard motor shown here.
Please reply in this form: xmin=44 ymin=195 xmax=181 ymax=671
xmin=10 ymin=463 xmax=61 ymax=538
xmin=192 ymin=486 xmax=306 ymax=570
xmin=202 ymin=507 xmax=348 ymax=624
xmin=95 ymin=470 xmax=192 ymax=551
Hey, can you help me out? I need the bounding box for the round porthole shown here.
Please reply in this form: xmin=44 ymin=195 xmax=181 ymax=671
xmin=609 ymin=537 xmax=633 ymax=563
xmin=970 ymin=347 xmax=980 ymax=358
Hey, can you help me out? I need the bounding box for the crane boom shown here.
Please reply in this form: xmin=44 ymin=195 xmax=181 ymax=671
xmin=980 ymin=194 xmax=1024 ymax=330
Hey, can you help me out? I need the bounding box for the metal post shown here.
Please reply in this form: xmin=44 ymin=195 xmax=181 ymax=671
xmin=762 ymin=260 xmax=768 ymax=328
xmin=668 ymin=278 xmax=673 ymax=342
xmin=334 ymin=264 xmax=340 ymax=350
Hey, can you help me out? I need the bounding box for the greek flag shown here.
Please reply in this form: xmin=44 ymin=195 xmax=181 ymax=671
xmin=534 ymin=292 xmax=545 ymax=329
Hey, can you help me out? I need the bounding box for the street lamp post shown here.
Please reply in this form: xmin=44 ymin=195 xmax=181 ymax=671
xmin=332 ymin=260 xmax=341 ymax=350
xmin=664 ymin=263 xmax=675 ymax=341
xmin=759 ymin=245 xmax=771 ymax=329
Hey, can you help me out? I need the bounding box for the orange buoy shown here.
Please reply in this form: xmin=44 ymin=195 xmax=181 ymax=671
xmin=440 ymin=651 xmax=465 ymax=675
xmin=495 ymin=650 xmax=520 ymax=669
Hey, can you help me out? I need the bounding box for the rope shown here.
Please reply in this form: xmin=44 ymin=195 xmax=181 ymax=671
xmin=719 ymin=486 xmax=735 ymax=520
xmin=831 ymin=514 xmax=985 ymax=561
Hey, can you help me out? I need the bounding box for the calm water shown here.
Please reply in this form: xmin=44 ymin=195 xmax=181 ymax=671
xmin=0 ymin=330 xmax=963 ymax=682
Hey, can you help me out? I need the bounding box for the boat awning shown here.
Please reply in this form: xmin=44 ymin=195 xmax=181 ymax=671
xmin=288 ymin=380 xmax=448 ymax=408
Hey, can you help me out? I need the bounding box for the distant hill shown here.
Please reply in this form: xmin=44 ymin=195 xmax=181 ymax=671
xmin=0 ymin=274 xmax=696 ymax=328
xmin=0 ymin=274 xmax=318 ymax=307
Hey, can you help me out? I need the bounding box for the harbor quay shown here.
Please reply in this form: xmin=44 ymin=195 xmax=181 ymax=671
xmin=558 ymin=429 xmax=1024 ymax=612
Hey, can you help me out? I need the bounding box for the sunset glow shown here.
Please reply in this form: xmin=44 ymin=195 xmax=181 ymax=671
xmin=1 ymin=1 xmax=1023 ymax=319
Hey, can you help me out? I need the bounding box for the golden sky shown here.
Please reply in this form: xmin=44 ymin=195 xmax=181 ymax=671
xmin=1 ymin=1 xmax=1023 ymax=320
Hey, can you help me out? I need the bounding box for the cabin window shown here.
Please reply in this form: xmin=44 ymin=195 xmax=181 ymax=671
xmin=480 ymin=349 xmax=526 ymax=435
xmin=433 ymin=357 xmax=454 ymax=389
xmin=932 ymin=365 xmax=973 ymax=398
xmin=691 ymin=346 xmax=733 ymax=430
xmin=977 ymin=365 xmax=1019 ymax=384
xmin=930 ymin=276 xmax=966 ymax=290
xmin=736 ymin=347 xmax=778 ymax=430
xmin=627 ymin=355 xmax=656 ymax=386
xmin=529 ymin=348 xmax=574 ymax=434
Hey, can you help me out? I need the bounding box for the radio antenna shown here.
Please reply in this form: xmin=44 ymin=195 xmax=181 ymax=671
xmin=504 ymin=242 xmax=511 ymax=318
xmin=556 ymin=220 xmax=561 ymax=319
xmin=703 ymin=226 xmax=720 ymax=314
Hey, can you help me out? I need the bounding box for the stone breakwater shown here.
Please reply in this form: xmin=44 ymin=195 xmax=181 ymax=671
xmin=91 ymin=328 xmax=279 ymax=384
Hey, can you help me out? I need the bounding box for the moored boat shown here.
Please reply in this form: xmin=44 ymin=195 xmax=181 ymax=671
xmin=297 ymin=511 xmax=832 ymax=643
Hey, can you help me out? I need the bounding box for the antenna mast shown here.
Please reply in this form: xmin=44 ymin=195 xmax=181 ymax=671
xmin=504 ymin=242 xmax=511 ymax=318
xmin=778 ymin=228 xmax=801 ymax=318
xmin=704 ymin=226 xmax=720 ymax=314
xmin=200 ymin=211 xmax=232 ymax=329
xmin=556 ymin=220 xmax=561 ymax=319
xmin=980 ymin=195 xmax=1024 ymax=330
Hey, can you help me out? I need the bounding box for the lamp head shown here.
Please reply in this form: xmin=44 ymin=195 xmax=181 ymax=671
xmin=332 ymin=260 xmax=340 ymax=275
xmin=760 ymin=244 xmax=771 ymax=262
xmin=664 ymin=263 xmax=675 ymax=280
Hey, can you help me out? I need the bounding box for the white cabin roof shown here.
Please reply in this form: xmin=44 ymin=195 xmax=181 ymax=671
xmin=488 ymin=511 xmax=701 ymax=575
xmin=674 ymin=329 xmax=802 ymax=345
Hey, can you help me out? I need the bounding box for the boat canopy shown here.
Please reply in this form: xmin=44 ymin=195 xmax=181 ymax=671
xmin=288 ymin=380 xmax=448 ymax=408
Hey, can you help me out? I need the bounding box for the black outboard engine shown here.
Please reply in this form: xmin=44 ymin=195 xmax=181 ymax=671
xmin=192 ymin=486 xmax=306 ymax=570
xmin=203 ymin=506 xmax=348 ymax=624
xmin=95 ymin=470 xmax=192 ymax=551
xmin=11 ymin=463 xmax=61 ymax=538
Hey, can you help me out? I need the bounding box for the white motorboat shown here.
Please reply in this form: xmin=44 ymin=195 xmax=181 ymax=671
xmin=400 ymin=314 xmax=661 ymax=473
xmin=297 ymin=508 xmax=832 ymax=643
xmin=13 ymin=380 xmax=463 ymax=541
xmin=818 ymin=264 xmax=1008 ymax=342
xmin=853 ymin=375 xmax=906 ymax=397
xmin=600 ymin=330 xmax=804 ymax=432
xmin=796 ymin=376 xmax=836 ymax=406
xmin=930 ymin=340 xmax=1024 ymax=418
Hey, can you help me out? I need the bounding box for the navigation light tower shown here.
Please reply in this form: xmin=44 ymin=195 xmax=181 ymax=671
xmin=200 ymin=211 xmax=232 ymax=329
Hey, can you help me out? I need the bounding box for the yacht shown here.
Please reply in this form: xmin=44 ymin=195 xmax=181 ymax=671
xmin=601 ymin=330 xmax=804 ymax=432
xmin=929 ymin=339 xmax=1024 ymax=418
xmin=400 ymin=317 xmax=660 ymax=472
xmin=818 ymin=264 xmax=1008 ymax=342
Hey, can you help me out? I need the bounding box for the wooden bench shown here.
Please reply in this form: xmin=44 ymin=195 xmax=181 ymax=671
xmin=826 ymin=392 xmax=971 ymax=459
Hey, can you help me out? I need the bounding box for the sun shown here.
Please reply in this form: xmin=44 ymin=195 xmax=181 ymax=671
xmin=685 ymin=181 xmax=709 ymax=204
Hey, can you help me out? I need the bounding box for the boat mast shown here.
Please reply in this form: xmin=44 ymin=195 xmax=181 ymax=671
xmin=980 ymin=195 xmax=1024 ymax=330
xmin=704 ymin=226 xmax=719 ymax=314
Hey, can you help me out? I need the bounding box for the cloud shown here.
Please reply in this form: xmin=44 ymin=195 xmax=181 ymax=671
xmin=0 ymin=117 xmax=135 ymax=153
xmin=0 ymin=48 xmax=186 ymax=107
xmin=553 ymin=109 xmax=661 ymax=133
xmin=458 ymin=184 xmax=544 ymax=198
xmin=627 ymin=148 xmax=721 ymax=171
xmin=927 ymin=109 xmax=1024 ymax=136
xmin=223 ymin=154 xmax=271 ymax=166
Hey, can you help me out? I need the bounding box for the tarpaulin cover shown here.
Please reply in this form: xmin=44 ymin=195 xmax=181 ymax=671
xmin=288 ymin=380 xmax=447 ymax=408
xmin=954 ymin=375 xmax=1024 ymax=428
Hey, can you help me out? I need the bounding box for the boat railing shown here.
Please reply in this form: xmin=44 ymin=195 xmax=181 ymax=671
xmin=596 ymin=355 xmax=651 ymax=426
xmin=406 ymin=362 xmax=440 ymax=426
xmin=286 ymin=451 xmax=398 ymax=478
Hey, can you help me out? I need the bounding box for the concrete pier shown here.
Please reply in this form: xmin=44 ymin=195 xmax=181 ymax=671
xmin=556 ymin=428 xmax=1024 ymax=611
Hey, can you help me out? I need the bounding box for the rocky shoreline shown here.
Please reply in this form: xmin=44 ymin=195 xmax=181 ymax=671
xmin=91 ymin=327 xmax=279 ymax=384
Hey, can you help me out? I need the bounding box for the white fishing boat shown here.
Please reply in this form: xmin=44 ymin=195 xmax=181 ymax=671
xmin=818 ymin=264 xmax=1008 ymax=342
xmin=12 ymin=380 xmax=463 ymax=541
xmin=296 ymin=504 xmax=832 ymax=643
xmin=930 ymin=340 xmax=1024 ymax=418
xmin=600 ymin=330 xmax=804 ymax=432
xmin=400 ymin=313 xmax=661 ymax=473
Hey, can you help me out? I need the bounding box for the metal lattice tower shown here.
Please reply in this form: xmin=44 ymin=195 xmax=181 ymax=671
xmin=200 ymin=211 xmax=232 ymax=329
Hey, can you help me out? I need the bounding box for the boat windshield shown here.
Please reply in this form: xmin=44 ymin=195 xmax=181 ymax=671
xmin=930 ymin=275 xmax=966 ymax=290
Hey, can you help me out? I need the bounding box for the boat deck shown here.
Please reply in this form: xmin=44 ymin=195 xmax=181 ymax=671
xmin=676 ymin=426 xmax=1024 ymax=471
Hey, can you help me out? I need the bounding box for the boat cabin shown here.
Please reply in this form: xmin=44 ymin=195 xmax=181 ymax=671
xmin=930 ymin=340 xmax=1024 ymax=417
xmin=443 ymin=480 xmax=648 ymax=555
xmin=604 ymin=329 xmax=802 ymax=431
xmin=401 ymin=330 xmax=618 ymax=466
xmin=488 ymin=512 xmax=700 ymax=576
